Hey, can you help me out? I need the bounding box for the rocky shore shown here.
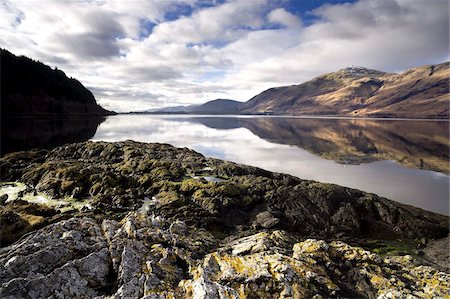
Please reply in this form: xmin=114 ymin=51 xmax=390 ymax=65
xmin=0 ymin=141 xmax=449 ymax=298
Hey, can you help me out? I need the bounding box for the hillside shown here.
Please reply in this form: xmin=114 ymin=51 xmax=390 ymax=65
xmin=190 ymin=99 xmax=242 ymax=114
xmin=1 ymin=49 xmax=114 ymax=117
xmin=151 ymin=99 xmax=242 ymax=114
xmin=240 ymin=63 xmax=449 ymax=118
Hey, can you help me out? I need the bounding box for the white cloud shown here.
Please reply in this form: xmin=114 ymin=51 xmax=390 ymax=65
xmin=268 ymin=8 xmax=302 ymax=29
xmin=147 ymin=0 xmax=269 ymax=44
xmin=0 ymin=0 xmax=448 ymax=112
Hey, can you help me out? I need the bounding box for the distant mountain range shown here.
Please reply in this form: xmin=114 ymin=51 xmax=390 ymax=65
xmin=1 ymin=49 xmax=114 ymax=117
xmin=146 ymin=99 xmax=242 ymax=114
xmin=2 ymin=48 xmax=448 ymax=119
xmin=153 ymin=62 xmax=449 ymax=118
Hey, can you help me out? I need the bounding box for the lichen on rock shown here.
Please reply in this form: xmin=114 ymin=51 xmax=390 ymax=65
xmin=0 ymin=141 xmax=448 ymax=298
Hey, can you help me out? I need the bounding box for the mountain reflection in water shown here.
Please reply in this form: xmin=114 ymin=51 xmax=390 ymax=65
xmin=91 ymin=115 xmax=449 ymax=215
xmin=1 ymin=117 xmax=105 ymax=155
xmin=178 ymin=117 xmax=449 ymax=174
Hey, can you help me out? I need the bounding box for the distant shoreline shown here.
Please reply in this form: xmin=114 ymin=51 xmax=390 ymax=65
xmin=1 ymin=114 xmax=110 ymax=119
xmin=116 ymin=112 xmax=450 ymax=121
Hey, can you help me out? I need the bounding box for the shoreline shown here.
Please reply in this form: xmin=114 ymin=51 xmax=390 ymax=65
xmin=117 ymin=112 xmax=450 ymax=121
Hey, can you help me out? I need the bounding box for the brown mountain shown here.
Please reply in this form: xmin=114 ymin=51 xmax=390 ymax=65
xmin=240 ymin=62 xmax=449 ymax=118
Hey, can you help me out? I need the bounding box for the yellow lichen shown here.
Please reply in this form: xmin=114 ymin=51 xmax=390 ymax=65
xmin=19 ymin=213 xmax=45 ymax=226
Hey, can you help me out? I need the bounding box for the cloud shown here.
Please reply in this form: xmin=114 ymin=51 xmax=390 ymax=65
xmin=223 ymin=0 xmax=449 ymax=89
xmin=268 ymin=8 xmax=302 ymax=29
xmin=54 ymin=32 xmax=124 ymax=59
xmin=147 ymin=0 xmax=269 ymax=44
xmin=0 ymin=0 xmax=448 ymax=112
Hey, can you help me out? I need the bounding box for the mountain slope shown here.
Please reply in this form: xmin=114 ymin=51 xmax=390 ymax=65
xmin=1 ymin=49 xmax=114 ymax=117
xmin=191 ymin=99 xmax=242 ymax=114
xmin=148 ymin=104 xmax=199 ymax=113
xmin=240 ymin=63 xmax=449 ymax=118
xmin=151 ymin=99 xmax=242 ymax=114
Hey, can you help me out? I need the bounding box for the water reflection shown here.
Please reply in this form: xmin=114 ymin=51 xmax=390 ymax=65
xmin=1 ymin=117 xmax=105 ymax=155
xmin=177 ymin=117 xmax=450 ymax=174
xmin=91 ymin=115 xmax=449 ymax=215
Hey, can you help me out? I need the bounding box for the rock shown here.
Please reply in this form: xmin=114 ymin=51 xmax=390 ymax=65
xmin=0 ymin=141 xmax=449 ymax=297
xmin=255 ymin=211 xmax=280 ymax=228
xmin=423 ymin=235 xmax=450 ymax=272
xmin=0 ymin=199 xmax=60 ymax=246
xmin=0 ymin=194 xmax=8 ymax=205
xmin=189 ymin=234 xmax=450 ymax=298
xmin=0 ymin=217 xmax=109 ymax=298
xmin=0 ymin=141 xmax=447 ymax=240
xmin=0 ymin=209 xmax=448 ymax=298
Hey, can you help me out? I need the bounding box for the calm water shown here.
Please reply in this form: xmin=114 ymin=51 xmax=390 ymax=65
xmin=89 ymin=114 xmax=450 ymax=215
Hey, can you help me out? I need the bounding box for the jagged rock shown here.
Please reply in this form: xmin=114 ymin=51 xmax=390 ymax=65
xmin=0 ymin=217 xmax=109 ymax=298
xmin=0 ymin=210 xmax=448 ymax=298
xmin=255 ymin=211 xmax=280 ymax=228
xmin=0 ymin=141 xmax=449 ymax=298
xmin=0 ymin=141 xmax=447 ymax=241
xmin=423 ymin=236 xmax=450 ymax=272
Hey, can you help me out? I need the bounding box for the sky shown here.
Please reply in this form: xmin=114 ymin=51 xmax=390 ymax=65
xmin=1 ymin=0 xmax=449 ymax=112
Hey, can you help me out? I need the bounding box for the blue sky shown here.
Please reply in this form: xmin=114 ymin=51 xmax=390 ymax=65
xmin=0 ymin=0 xmax=448 ymax=112
xmin=288 ymin=0 xmax=357 ymax=24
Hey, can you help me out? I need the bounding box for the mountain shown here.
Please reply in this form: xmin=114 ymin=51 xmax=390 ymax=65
xmin=151 ymin=99 xmax=242 ymax=114
xmin=148 ymin=104 xmax=199 ymax=113
xmin=150 ymin=62 xmax=448 ymax=118
xmin=240 ymin=63 xmax=449 ymax=118
xmin=1 ymin=49 xmax=114 ymax=117
xmin=190 ymin=99 xmax=242 ymax=114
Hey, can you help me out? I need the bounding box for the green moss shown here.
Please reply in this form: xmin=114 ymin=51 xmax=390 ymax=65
xmin=215 ymin=183 xmax=244 ymax=197
xmin=359 ymin=240 xmax=419 ymax=256
xmin=117 ymin=162 xmax=135 ymax=174
xmin=150 ymin=167 xmax=173 ymax=179
xmin=180 ymin=179 xmax=205 ymax=193
xmin=155 ymin=191 xmax=184 ymax=206
xmin=138 ymin=174 xmax=153 ymax=188
xmin=151 ymin=180 xmax=182 ymax=193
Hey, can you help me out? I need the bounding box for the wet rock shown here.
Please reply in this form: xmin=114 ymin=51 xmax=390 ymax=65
xmin=0 ymin=141 xmax=449 ymax=297
xmin=0 ymin=194 xmax=8 ymax=205
xmin=1 ymin=141 xmax=447 ymax=241
xmin=0 ymin=199 xmax=63 ymax=246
